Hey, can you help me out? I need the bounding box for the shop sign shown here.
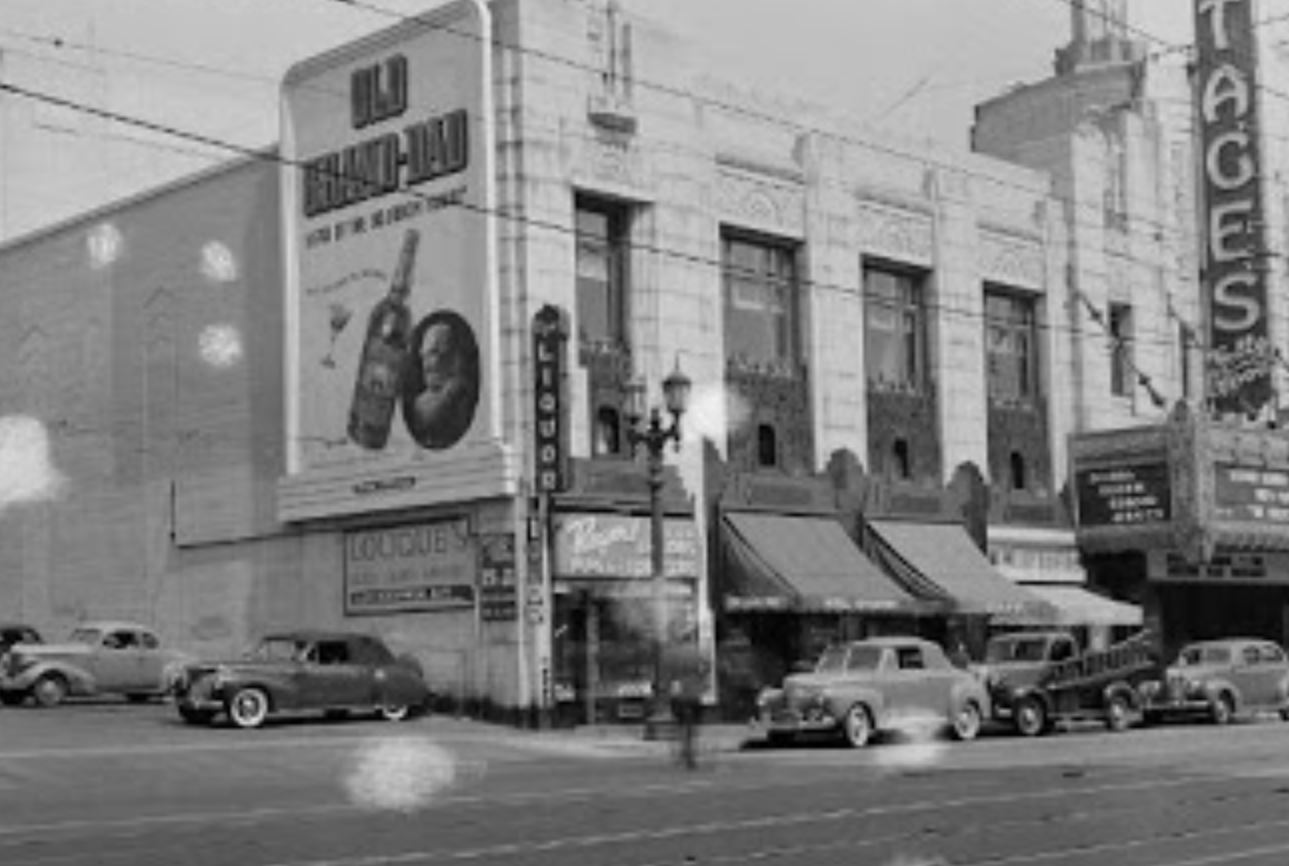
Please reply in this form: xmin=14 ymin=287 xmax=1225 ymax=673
xmin=1214 ymin=464 xmax=1289 ymax=523
xmin=281 ymin=0 xmax=501 ymax=518
xmin=553 ymin=514 xmax=700 ymax=579
xmin=344 ymin=519 xmax=475 ymax=614
xmin=1075 ymin=463 xmax=1171 ymax=527
xmin=989 ymin=544 xmax=1085 ymax=584
xmin=1195 ymin=0 xmax=1273 ymax=414
xmin=478 ymin=532 xmax=517 ymax=622
xmin=532 ymin=305 xmax=568 ymax=494
xmin=1162 ymin=551 xmax=1267 ymax=581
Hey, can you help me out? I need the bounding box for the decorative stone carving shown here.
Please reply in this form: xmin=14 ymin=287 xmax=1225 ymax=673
xmin=856 ymin=201 xmax=933 ymax=267
xmin=725 ymin=362 xmax=813 ymax=476
xmin=980 ymin=231 xmax=1045 ymax=289
xmin=571 ymin=130 xmax=653 ymax=196
xmin=714 ymin=166 xmax=805 ymax=238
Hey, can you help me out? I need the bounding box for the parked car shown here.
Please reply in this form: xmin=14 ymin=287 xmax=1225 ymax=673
xmin=0 ymin=623 xmax=42 ymax=656
xmin=756 ymin=637 xmax=990 ymax=748
xmin=977 ymin=629 xmax=1156 ymax=736
xmin=1138 ymin=638 xmax=1289 ymax=725
xmin=0 ymin=621 xmax=190 ymax=707
xmin=172 ymin=630 xmax=430 ymax=729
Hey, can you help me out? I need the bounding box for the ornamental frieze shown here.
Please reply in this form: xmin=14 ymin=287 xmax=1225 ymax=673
xmin=856 ymin=201 xmax=933 ymax=267
xmin=713 ymin=166 xmax=805 ymax=238
xmin=979 ymin=231 xmax=1045 ymax=289
xmin=570 ymin=131 xmax=654 ymax=195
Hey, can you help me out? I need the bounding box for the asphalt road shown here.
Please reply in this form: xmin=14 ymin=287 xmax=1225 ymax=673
xmin=4 ymin=702 xmax=1289 ymax=865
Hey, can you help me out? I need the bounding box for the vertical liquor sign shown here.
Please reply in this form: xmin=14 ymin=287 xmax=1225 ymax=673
xmin=532 ymin=305 xmax=568 ymax=494
xmin=279 ymin=0 xmax=501 ymax=518
xmin=1196 ymin=0 xmax=1273 ymax=415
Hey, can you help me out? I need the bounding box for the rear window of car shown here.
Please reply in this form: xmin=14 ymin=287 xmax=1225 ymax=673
xmin=69 ymin=627 xmax=102 ymax=645
xmin=985 ymin=638 xmax=1050 ymax=663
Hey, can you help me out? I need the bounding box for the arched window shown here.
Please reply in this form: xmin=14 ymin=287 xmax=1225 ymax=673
xmin=595 ymin=406 xmax=621 ymax=456
xmin=893 ymin=439 xmax=911 ymax=480
xmin=1009 ymin=451 xmax=1027 ymax=491
xmin=757 ymin=423 xmax=778 ymax=468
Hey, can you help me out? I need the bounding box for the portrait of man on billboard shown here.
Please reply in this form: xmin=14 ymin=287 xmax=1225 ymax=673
xmin=401 ymin=309 xmax=480 ymax=450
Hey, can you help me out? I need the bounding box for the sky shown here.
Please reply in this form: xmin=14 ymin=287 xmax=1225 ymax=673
xmin=0 ymin=0 xmax=1198 ymax=159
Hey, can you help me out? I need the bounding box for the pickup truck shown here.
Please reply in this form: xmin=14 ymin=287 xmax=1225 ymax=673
xmin=976 ymin=630 xmax=1157 ymax=736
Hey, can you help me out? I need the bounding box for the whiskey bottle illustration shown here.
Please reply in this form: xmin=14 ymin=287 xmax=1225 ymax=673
xmin=347 ymin=228 xmax=420 ymax=450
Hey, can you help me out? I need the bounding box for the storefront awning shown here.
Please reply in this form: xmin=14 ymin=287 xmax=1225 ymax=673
xmin=863 ymin=519 xmax=1057 ymax=620
xmin=1013 ymin=585 xmax=1142 ymax=628
xmin=721 ymin=513 xmax=923 ymax=614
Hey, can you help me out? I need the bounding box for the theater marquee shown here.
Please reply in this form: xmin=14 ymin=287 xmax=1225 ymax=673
xmin=1196 ymin=0 xmax=1274 ymax=415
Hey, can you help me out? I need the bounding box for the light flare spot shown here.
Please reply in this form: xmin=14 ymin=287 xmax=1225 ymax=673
xmin=343 ymin=735 xmax=464 ymax=812
xmin=681 ymin=382 xmax=751 ymax=446
xmin=0 ymin=416 xmax=66 ymax=513
xmin=87 ymin=222 xmax=124 ymax=269
xmin=871 ymin=711 xmax=948 ymax=773
xmin=199 ymin=324 xmax=243 ymax=368
xmin=200 ymin=241 xmax=239 ymax=283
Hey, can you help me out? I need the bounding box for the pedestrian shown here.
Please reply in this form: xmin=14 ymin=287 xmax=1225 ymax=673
xmin=664 ymin=636 xmax=709 ymax=769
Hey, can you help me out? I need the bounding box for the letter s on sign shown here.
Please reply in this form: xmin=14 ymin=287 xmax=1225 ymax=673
xmin=1213 ymin=271 xmax=1261 ymax=332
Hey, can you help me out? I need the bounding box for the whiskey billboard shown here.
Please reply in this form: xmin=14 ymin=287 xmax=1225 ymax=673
xmin=279 ymin=0 xmax=513 ymax=520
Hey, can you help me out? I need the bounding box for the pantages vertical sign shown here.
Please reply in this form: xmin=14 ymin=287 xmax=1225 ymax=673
xmin=1196 ymin=0 xmax=1274 ymax=415
xmin=279 ymin=0 xmax=509 ymax=521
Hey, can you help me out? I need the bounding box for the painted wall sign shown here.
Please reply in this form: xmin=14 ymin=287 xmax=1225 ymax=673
xmin=1075 ymin=463 xmax=1171 ymax=527
xmin=1195 ymin=0 xmax=1274 ymax=414
xmin=478 ymin=532 xmax=518 ymax=622
xmin=344 ymin=519 xmax=475 ymax=614
xmin=281 ymin=0 xmax=502 ymax=518
xmin=552 ymin=514 xmax=700 ymax=579
xmin=1213 ymin=464 xmax=1289 ymax=523
xmin=532 ymin=305 xmax=568 ymax=494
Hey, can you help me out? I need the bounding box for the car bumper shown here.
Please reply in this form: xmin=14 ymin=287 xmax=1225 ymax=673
xmin=1142 ymin=697 xmax=1211 ymax=714
xmin=175 ymin=694 xmax=225 ymax=713
xmin=759 ymin=708 xmax=839 ymax=734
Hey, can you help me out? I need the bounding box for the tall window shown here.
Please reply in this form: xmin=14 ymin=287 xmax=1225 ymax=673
xmin=575 ymin=198 xmax=629 ymax=347
xmin=1179 ymin=321 xmax=1193 ymax=400
xmin=1109 ymin=303 xmax=1134 ymax=397
xmin=722 ymin=234 xmax=797 ymax=366
xmin=864 ymin=263 xmax=926 ymax=390
xmin=984 ymin=289 xmax=1039 ymax=404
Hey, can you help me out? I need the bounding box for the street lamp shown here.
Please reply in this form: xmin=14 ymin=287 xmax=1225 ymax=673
xmin=623 ymin=360 xmax=691 ymax=740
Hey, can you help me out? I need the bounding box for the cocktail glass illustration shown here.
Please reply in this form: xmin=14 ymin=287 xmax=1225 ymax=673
xmin=321 ymin=302 xmax=353 ymax=368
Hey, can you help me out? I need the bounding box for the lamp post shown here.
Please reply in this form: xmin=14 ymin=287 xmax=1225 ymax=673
xmin=623 ymin=360 xmax=691 ymax=740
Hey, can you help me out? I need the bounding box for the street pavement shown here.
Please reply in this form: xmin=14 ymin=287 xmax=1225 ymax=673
xmin=5 ymin=700 xmax=1289 ymax=864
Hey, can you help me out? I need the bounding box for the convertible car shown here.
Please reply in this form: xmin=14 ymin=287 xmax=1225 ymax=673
xmin=757 ymin=637 xmax=990 ymax=748
xmin=172 ymin=630 xmax=430 ymax=729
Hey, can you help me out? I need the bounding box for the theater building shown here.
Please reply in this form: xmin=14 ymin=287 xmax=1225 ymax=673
xmin=0 ymin=0 xmax=1160 ymax=722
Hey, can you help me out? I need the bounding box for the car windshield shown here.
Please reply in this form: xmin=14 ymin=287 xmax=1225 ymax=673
xmin=814 ymin=645 xmax=849 ymax=673
xmin=986 ymin=637 xmax=1050 ymax=663
xmin=248 ymin=637 xmax=309 ymax=662
xmin=68 ymin=628 xmax=101 ymax=645
xmin=1178 ymin=645 xmax=1231 ymax=666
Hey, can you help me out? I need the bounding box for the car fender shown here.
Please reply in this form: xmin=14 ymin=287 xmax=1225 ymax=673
xmin=1201 ymin=677 xmax=1241 ymax=711
xmin=375 ymin=666 xmax=429 ymax=708
xmin=949 ymin=677 xmax=991 ymax=719
xmin=824 ymin=686 xmax=885 ymax=726
xmin=1007 ymin=684 xmax=1051 ymax=715
xmin=216 ymin=674 xmax=291 ymax=711
xmin=11 ymin=660 xmax=95 ymax=695
xmin=1101 ymin=680 xmax=1141 ymax=711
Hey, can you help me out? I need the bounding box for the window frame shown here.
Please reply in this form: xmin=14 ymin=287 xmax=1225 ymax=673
xmin=721 ymin=230 xmax=800 ymax=369
xmin=983 ymin=286 xmax=1040 ymax=405
xmin=863 ymin=261 xmax=928 ymax=392
xmin=1109 ymin=302 xmax=1134 ymax=398
xmin=574 ymin=196 xmax=631 ymax=349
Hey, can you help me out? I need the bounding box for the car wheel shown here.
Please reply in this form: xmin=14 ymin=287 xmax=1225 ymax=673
xmin=226 ymin=687 xmax=270 ymax=729
xmin=178 ymin=706 xmax=215 ymax=726
xmin=1014 ymin=696 xmax=1047 ymax=737
xmin=378 ymin=704 xmax=410 ymax=723
xmin=1211 ymin=693 xmax=1235 ymax=726
xmin=842 ymin=704 xmax=871 ymax=748
xmin=952 ymin=700 xmax=982 ymax=742
xmin=32 ymin=674 xmax=68 ymax=708
xmin=1105 ymin=694 xmax=1132 ymax=732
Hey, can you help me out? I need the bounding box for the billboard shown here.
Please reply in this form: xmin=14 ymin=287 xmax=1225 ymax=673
xmin=280 ymin=0 xmax=508 ymax=519
xmin=343 ymin=520 xmax=475 ymax=614
xmin=1196 ymin=0 xmax=1274 ymax=414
